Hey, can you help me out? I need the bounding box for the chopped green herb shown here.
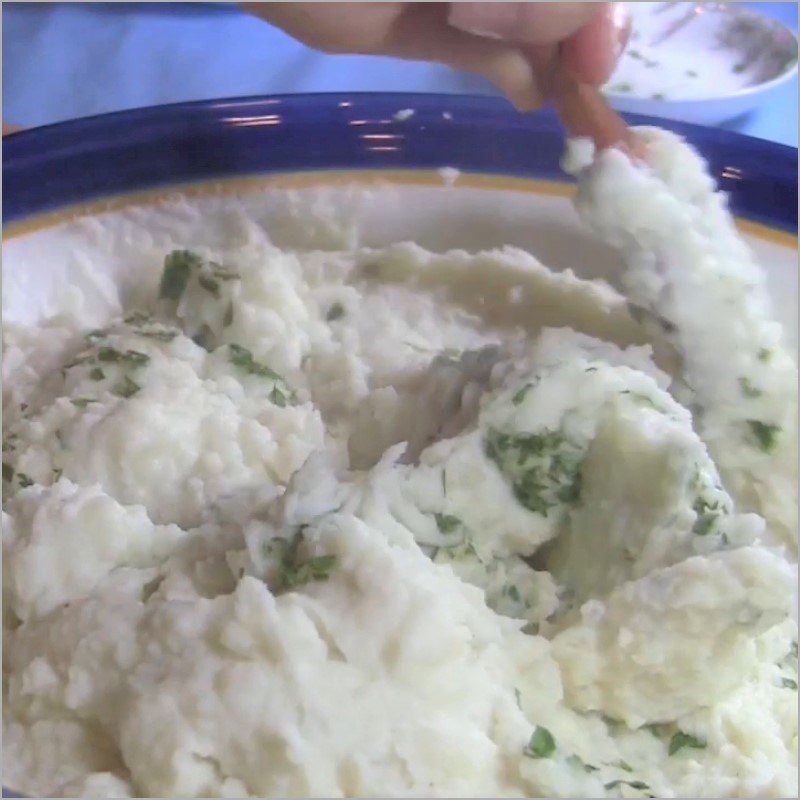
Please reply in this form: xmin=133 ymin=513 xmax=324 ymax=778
xmin=628 ymin=49 xmax=643 ymax=60
xmin=614 ymin=760 xmax=633 ymax=773
xmin=223 ymin=301 xmax=234 ymax=328
xmin=71 ymin=398 xmax=95 ymax=409
xmin=605 ymin=779 xmax=650 ymax=791
xmin=113 ymin=375 xmax=141 ymax=399
xmin=434 ymin=513 xmax=461 ymax=534
xmin=514 ymin=687 xmax=522 ymax=709
xmin=124 ymin=311 xmax=152 ymax=326
xmin=486 ymin=429 xmax=583 ymax=516
xmin=229 ymin=344 xmax=279 ymax=379
xmin=2 ymin=462 xmax=14 ymax=482
xmin=89 ymin=367 xmax=105 ymax=381
xmin=512 ymin=384 xmax=533 ymax=405
xmin=159 ymin=250 xmax=201 ymax=301
xmin=228 ymin=344 xmax=298 ymax=404
xmin=585 ymin=366 xmax=599 ymax=373
xmin=523 ymin=726 xmax=556 ymax=759
xmin=17 ymin=472 xmax=34 ymax=488
xmin=747 ymin=420 xmax=780 ymax=452
xmin=198 ymin=274 xmax=221 ymax=298
xmin=644 ymin=722 xmax=672 ymax=739
xmin=733 ymin=62 xmax=747 ymax=73
xmin=757 ymin=347 xmax=773 ymax=362
xmin=139 ymin=328 xmax=179 ymax=342
xmin=52 ymin=468 xmax=63 ymax=481
xmin=97 ymin=346 xmax=150 ymax=366
xmin=192 ymin=325 xmax=215 ymax=352
xmin=507 ymin=584 xmax=521 ymax=603
xmin=686 ymin=69 xmax=698 ymax=77
xmin=627 ymin=303 xmax=646 ymax=324
xmin=610 ymin=82 xmax=634 ymax=93
xmin=274 ymin=530 xmax=337 ymax=593
xmin=566 ymin=755 xmax=599 ymax=773
xmin=85 ymin=329 xmax=107 ymax=342
xmin=269 ymin=386 xmax=288 ymax=408
xmin=739 ymin=377 xmax=763 ymax=398
xmin=668 ymin=731 xmax=707 ymax=756
xmin=326 ymin=302 xmax=345 ymax=322
xmin=782 ymin=677 xmax=798 ymax=690
xmin=652 ymin=92 xmax=666 ymax=100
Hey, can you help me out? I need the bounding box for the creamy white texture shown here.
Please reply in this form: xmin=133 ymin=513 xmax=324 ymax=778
xmin=3 ymin=130 xmax=797 ymax=798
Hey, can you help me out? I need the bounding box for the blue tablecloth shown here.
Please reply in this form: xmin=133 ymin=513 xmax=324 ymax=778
xmin=2 ymin=2 xmax=797 ymax=146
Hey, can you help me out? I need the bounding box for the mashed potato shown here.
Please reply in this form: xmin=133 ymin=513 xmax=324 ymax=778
xmin=3 ymin=129 xmax=797 ymax=798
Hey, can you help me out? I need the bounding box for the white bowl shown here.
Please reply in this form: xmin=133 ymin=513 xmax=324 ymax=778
xmin=604 ymin=2 xmax=799 ymax=126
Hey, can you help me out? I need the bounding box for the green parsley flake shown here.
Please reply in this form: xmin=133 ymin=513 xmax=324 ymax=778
xmin=124 ymin=311 xmax=152 ymax=326
xmin=97 ymin=346 xmax=150 ymax=366
xmin=610 ymin=82 xmax=634 ymax=93
xmin=223 ymin=301 xmax=234 ymax=328
xmin=198 ymin=274 xmax=220 ymax=298
xmin=507 ymin=584 xmax=521 ymax=603
xmin=434 ymin=513 xmax=461 ymax=534
xmin=739 ymin=377 xmax=763 ymax=398
xmin=604 ymin=779 xmax=650 ymax=791
xmin=228 ymin=344 xmax=297 ymax=405
xmin=269 ymin=386 xmax=288 ymax=408
xmin=733 ymin=63 xmax=747 ymax=73
xmin=757 ymin=347 xmax=773 ymax=362
xmin=326 ymin=303 xmax=345 ymax=321
xmin=686 ymin=69 xmax=698 ymax=77
xmin=159 ymin=250 xmax=201 ymax=301
xmin=782 ymin=677 xmax=798 ymax=690
xmin=85 ymin=329 xmax=107 ymax=342
xmin=17 ymin=472 xmax=34 ymax=488
xmin=523 ymin=726 xmax=556 ymax=759
xmin=89 ymin=367 xmax=105 ymax=381
xmin=486 ymin=429 xmax=583 ymax=515
xmin=52 ymin=468 xmax=63 ymax=481
xmin=274 ymin=530 xmax=337 ymax=593
xmin=2 ymin=462 xmax=14 ymax=482
xmin=512 ymin=383 xmax=533 ymax=405
xmin=747 ymin=420 xmax=781 ymax=452
xmin=668 ymin=731 xmax=707 ymax=756
xmin=71 ymin=398 xmax=95 ymax=409
xmin=139 ymin=328 xmax=178 ymax=342
xmin=113 ymin=375 xmax=141 ymax=399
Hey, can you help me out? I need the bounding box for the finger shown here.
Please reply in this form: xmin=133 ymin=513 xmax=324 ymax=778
xmin=551 ymin=68 xmax=644 ymax=157
xmin=448 ymin=2 xmax=604 ymax=46
xmin=562 ymin=2 xmax=631 ymax=86
xmin=386 ymin=5 xmax=545 ymax=110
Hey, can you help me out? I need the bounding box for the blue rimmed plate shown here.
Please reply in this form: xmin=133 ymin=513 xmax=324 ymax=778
xmin=1 ymin=94 xmax=797 ymax=798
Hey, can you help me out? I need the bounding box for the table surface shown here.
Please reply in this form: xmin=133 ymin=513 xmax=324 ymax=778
xmin=2 ymin=2 xmax=797 ymax=146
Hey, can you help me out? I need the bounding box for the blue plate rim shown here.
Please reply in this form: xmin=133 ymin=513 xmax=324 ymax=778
xmin=3 ymin=92 xmax=797 ymax=236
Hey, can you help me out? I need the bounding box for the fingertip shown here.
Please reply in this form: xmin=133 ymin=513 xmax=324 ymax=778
xmin=562 ymin=2 xmax=630 ymax=86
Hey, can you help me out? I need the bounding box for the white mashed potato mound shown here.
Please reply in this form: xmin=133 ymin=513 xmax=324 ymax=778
xmin=3 ymin=129 xmax=797 ymax=798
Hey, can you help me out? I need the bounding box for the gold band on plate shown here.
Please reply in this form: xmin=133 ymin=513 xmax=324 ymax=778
xmin=3 ymin=171 xmax=797 ymax=249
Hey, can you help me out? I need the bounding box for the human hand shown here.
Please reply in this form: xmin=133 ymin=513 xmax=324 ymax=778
xmin=243 ymin=2 xmax=630 ymax=111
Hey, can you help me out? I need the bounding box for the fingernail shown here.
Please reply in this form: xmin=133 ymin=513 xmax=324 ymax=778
xmin=448 ymin=3 xmax=522 ymax=40
xmin=612 ymin=2 xmax=632 ymax=59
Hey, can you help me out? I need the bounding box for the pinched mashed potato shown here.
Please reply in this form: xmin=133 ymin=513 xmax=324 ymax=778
xmin=3 ymin=129 xmax=797 ymax=798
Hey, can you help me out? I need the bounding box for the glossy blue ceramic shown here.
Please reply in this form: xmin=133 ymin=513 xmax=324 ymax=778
xmin=3 ymin=92 xmax=797 ymax=233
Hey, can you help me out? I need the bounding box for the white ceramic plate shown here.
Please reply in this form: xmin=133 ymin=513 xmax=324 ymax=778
xmin=605 ymin=1 xmax=799 ymax=125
